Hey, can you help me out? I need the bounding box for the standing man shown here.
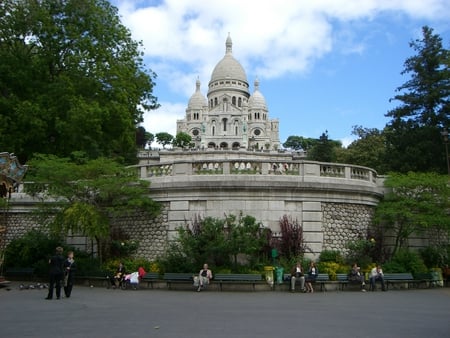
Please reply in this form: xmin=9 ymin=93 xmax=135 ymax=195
xmin=45 ymin=246 xmax=65 ymax=300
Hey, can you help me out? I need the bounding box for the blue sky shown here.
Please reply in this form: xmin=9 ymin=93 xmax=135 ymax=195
xmin=111 ymin=0 xmax=450 ymax=147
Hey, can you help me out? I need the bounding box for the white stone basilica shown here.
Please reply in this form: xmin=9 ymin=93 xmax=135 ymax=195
xmin=176 ymin=35 xmax=280 ymax=151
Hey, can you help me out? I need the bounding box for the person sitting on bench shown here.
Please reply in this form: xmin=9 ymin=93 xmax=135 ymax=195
xmin=349 ymin=262 xmax=366 ymax=291
xmin=196 ymin=263 xmax=212 ymax=292
xmin=110 ymin=262 xmax=126 ymax=289
xmin=305 ymin=261 xmax=318 ymax=293
xmin=369 ymin=264 xmax=386 ymax=291
xmin=290 ymin=262 xmax=305 ymax=292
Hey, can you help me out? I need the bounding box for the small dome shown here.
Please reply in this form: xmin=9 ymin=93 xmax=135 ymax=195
xmin=209 ymin=34 xmax=248 ymax=84
xmin=188 ymin=78 xmax=207 ymax=109
xmin=248 ymin=78 xmax=267 ymax=110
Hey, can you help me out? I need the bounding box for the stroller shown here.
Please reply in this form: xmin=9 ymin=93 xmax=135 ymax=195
xmin=122 ymin=272 xmax=140 ymax=290
xmin=121 ymin=268 xmax=146 ymax=290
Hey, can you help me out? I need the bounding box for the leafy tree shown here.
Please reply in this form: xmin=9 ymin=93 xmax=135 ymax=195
xmin=0 ymin=0 xmax=159 ymax=164
xmin=173 ymin=214 xmax=269 ymax=272
xmin=155 ymin=132 xmax=174 ymax=149
xmin=173 ymin=132 xmax=192 ymax=149
xmin=307 ymin=131 xmax=341 ymax=162
xmin=384 ymin=26 xmax=450 ymax=173
xmin=225 ymin=214 xmax=268 ymax=270
xmin=25 ymin=154 xmax=161 ymax=262
xmin=373 ymin=172 xmax=450 ymax=257
xmin=146 ymin=132 xmax=155 ymax=149
xmin=337 ymin=126 xmax=388 ymax=174
xmin=177 ymin=215 xmax=230 ymax=269
xmin=135 ymin=127 xmax=154 ymax=150
xmin=282 ymin=136 xmax=315 ymax=151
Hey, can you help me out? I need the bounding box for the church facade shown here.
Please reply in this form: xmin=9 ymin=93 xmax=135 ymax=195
xmin=176 ymin=35 xmax=280 ymax=151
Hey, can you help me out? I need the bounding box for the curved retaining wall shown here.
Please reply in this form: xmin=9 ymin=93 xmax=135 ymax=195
xmin=1 ymin=152 xmax=385 ymax=260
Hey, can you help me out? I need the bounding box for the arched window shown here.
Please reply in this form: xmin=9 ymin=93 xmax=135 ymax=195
xmin=222 ymin=118 xmax=227 ymax=132
xmin=238 ymin=97 xmax=242 ymax=107
xmin=232 ymin=96 xmax=236 ymax=105
xmin=214 ymin=97 xmax=218 ymax=106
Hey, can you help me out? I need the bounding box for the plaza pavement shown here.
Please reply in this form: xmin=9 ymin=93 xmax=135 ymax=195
xmin=1 ymin=281 xmax=449 ymax=338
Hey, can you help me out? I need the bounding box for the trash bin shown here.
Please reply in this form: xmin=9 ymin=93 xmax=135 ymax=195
xmin=275 ymin=266 xmax=284 ymax=285
xmin=264 ymin=266 xmax=274 ymax=286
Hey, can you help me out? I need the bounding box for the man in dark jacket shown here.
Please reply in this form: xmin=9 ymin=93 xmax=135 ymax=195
xmin=45 ymin=246 xmax=64 ymax=300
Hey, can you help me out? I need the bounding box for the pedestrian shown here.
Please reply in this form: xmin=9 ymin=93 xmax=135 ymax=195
xmin=63 ymin=251 xmax=76 ymax=298
xmin=45 ymin=246 xmax=64 ymax=300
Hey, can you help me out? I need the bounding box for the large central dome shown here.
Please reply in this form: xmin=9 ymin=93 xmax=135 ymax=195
xmin=209 ymin=34 xmax=248 ymax=84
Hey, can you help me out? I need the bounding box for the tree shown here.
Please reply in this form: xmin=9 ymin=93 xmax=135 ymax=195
xmin=337 ymin=126 xmax=388 ymax=174
xmin=146 ymin=132 xmax=155 ymax=149
xmin=0 ymin=0 xmax=159 ymax=164
xmin=173 ymin=132 xmax=192 ymax=149
xmin=25 ymin=154 xmax=161 ymax=262
xmin=135 ymin=126 xmax=153 ymax=149
xmin=174 ymin=214 xmax=269 ymax=271
xmin=225 ymin=214 xmax=268 ymax=269
xmin=384 ymin=26 xmax=450 ymax=173
xmin=155 ymin=132 xmax=174 ymax=149
xmin=373 ymin=172 xmax=450 ymax=258
xmin=282 ymin=136 xmax=315 ymax=151
xmin=307 ymin=131 xmax=341 ymax=162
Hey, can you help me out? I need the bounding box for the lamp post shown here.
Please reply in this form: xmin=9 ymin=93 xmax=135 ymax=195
xmin=441 ymin=130 xmax=450 ymax=176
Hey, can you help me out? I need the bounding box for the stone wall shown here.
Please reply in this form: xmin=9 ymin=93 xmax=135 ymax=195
xmin=322 ymin=202 xmax=375 ymax=255
xmin=111 ymin=203 xmax=169 ymax=261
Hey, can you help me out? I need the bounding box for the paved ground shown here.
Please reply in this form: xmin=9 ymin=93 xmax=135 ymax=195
xmin=1 ymin=282 xmax=449 ymax=338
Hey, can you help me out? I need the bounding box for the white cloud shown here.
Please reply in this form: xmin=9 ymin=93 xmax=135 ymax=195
xmin=142 ymin=101 xmax=185 ymax=136
xmin=112 ymin=0 xmax=449 ymax=140
xmin=114 ymin=0 xmax=449 ymax=92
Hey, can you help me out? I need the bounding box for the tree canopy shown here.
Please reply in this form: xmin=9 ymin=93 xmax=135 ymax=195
xmin=25 ymin=154 xmax=161 ymax=261
xmin=384 ymin=26 xmax=450 ymax=173
xmin=373 ymin=172 xmax=450 ymax=257
xmin=0 ymin=0 xmax=159 ymax=164
xmin=337 ymin=126 xmax=388 ymax=174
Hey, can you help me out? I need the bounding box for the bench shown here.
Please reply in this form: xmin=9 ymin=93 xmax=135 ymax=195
xmin=5 ymin=267 xmax=35 ymax=281
xmin=442 ymin=268 xmax=450 ymax=287
xmin=141 ymin=272 xmax=160 ymax=288
xmin=337 ymin=273 xmax=366 ymax=291
xmin=0 ymin=275 xmax=11 ymax=288
xmin=306 ymin=273 xmax=329 ymax=292
xmin=163 ymin=273 xmax=194 ymax=289
xmin=414 ymin=272 xmax=434 ymax=288
xmin=383 ymin=273 xmax=414 ymax=290
xmin=214 ymin=273 xmax=265 ymax=291
xmin=76 ymin=271 xmax=110 ymax=287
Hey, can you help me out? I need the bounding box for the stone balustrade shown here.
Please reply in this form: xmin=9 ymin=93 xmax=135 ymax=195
xmin=135 ymin=158 xmax=376 ymax=183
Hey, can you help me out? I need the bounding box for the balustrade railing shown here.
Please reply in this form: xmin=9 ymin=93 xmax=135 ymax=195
xmin=138 ymin=159 xmax=376 ymax=184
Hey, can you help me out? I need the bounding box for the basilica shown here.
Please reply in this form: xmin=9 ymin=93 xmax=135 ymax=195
xmin=176 ymin=34 xmax=280 ymax=151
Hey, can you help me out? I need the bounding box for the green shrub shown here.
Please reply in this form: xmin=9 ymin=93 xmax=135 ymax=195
xmin=419 ymin=246 xmax=448 ymax=269
xmin=319 ymin=250 xmax=344 ymax=264
xmin=345 ymin=239 xmax=375 ymax=270
xmin=4 ymin=230 xmax=63 ymax=277
xmin=383 ymin=249 xmax=427 ymax=274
